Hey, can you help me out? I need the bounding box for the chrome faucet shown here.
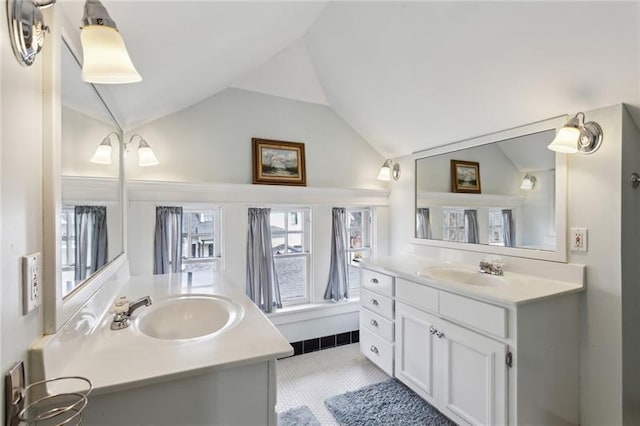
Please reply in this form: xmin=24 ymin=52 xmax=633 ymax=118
xmin=478 ymin=260 xmax=505 ymax=276
xmin=110 ymin=295 xmax=152 ymax=330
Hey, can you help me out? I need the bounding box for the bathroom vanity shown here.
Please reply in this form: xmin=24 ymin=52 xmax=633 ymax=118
xmin=360 ymin=256 xmax=584 ymax=426
xmin=30 ymin=272 xmax=293 ymax=425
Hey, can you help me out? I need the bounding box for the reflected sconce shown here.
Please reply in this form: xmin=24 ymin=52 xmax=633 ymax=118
xmin=520 ymin=173 xmax=537 ymax=190
xmin=7 ymin=0 xmax=56 ymax=66
xmin=377 ymin=159 xmax=400 ymax=181
xmin=91 ymin=133 xmax=159 ymax=166
xmin=80 ymin=0 xmax=142 ymax=84
xmin=547 ymin=112 xmax=603 ymax=154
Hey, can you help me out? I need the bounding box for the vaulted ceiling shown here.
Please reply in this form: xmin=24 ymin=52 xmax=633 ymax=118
xmin=59 ymin=1 xmax=640 ymax=158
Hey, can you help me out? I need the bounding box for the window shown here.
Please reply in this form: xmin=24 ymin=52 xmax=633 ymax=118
xmin=488 ymin=209 xmax=504 ymax=246
xmin=61 ymin=207 xmax=76 ymax=292
xmin=181 ymin=208 xmax=222 ymax=284
xmin=442 ymin=208 xmax=466 ymax=242
xmin=270 ymin=208 xmax=310 ymax=305
xmin=346 ymin=208 xmax=372 ymax=293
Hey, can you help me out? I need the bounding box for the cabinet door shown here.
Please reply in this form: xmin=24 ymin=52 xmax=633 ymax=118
xmin=395 ymin=302 xmax=439 ymax=406
xmin=438 ymin=319 xmax=508 ymax=426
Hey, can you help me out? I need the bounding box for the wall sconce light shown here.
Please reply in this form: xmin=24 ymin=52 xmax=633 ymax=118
xmin=547 ymin=112 xmax=603 ymax=154
xmin=80 ymin=0 xmax=141 ymax=84
xmin=7 ymin=0 xmax=55 ymax=66
xmin=377 ymin=159 xmax=400 ymax=181
xmin=520 ymin=173 xmax=537 ymax=190
xmin=91 ymin=133 xmax=159 ymax=166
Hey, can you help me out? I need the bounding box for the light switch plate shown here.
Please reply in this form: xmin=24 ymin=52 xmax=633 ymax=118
xmin=570 ymin=228 xmax=588 ymax=252
xmin=22 ymin=252 xmax=41 ymax=315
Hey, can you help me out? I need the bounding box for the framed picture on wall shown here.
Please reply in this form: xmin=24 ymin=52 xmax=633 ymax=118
xmin=451 ymin=160 xmax=481 ymax=193
xmin=252 ymin=138 xmax=307 ymax=186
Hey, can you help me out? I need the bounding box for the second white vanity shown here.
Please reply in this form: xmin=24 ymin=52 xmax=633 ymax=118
xmin=360 ymin=256 xmax=584 ymax=426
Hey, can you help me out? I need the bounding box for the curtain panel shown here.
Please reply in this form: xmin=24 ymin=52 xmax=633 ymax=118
xmin=74 ymin=205 xmax=108 ymax=281
xmin=416 ymin=208 xmax=432 ymax=239
xmin=464 ymin=209 xmax=479 ymax=244
xmin=153 ymin=206 xmax=183 ymax=274
xmin=324 ymin=207 xmax=349 ymax=301
xmin=502 ymin=209 xmax=516 ymax=247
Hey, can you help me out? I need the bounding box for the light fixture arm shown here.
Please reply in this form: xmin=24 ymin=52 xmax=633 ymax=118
xmin=125 ymin=134 xmax=144 ymax=150
xmin=82 ymin=0 xmax=117 ymax=29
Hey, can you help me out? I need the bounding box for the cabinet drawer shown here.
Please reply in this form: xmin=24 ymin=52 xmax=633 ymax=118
xmin=360 ymin=328 xmax=393 ymax=375
xmin=360 ymin=288 xmax=393 ymax=319
xmin=396 ymin=278 xmax=439 ymax=314
xmin=439 ymin=291 xmax=507 ymax=338
xmin=361 ymin=269 xmax=394 ymax=297
xmin=360 ymin=308 xmax=394 ymax=342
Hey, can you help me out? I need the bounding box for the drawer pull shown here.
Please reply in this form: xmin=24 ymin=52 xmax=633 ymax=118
xmin=435 ymin=331 xmax=445 ymax=339
xmin=370 ymin=278 xmax=379 ymax=284
xmin=370 ymin=345 xmax=379 ymax=354
xmin=429 ymin=326 xmax=437 ymax=335
xmin=370 ymin=319 xmax=379 ymax=327
xmin=370 ymin=299 xmax=379 ymax=306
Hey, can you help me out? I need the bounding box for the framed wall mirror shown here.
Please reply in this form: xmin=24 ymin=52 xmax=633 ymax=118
xmin=413 ymin=117 xmax=568 ymax=263
xmin=43 ymin=33 xmax=126 ymax=333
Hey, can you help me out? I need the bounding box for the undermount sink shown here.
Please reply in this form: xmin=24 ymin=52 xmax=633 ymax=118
xmin=134 ymin=295 xmax=244 ymax=340
xmin=421 ymin=266 xmax=514 ymax=287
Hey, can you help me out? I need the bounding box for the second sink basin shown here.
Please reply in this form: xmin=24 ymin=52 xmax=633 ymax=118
xmin=421 ymin=266 xmax=514 ymax=287
xmin=134 ymin=295 xmax=244 ymax=340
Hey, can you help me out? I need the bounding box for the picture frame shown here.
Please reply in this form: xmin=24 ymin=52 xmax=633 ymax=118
xmin=252 ymin=138 xmax=307 ymax=186
xmin=451 ymin=160 xmax=481 ymax=193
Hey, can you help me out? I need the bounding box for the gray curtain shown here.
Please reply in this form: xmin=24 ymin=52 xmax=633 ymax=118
xmin=502 ymin=209 xmax=516 ymax=247
xmin=154 ymin=206 xmax=183 ymax=274
xmin=464 ymin=209 xmax=479 ymax=244
xmin=324 ymin=207 xmax=349 ymax=301
xmin=416 ymin=208 xmax=432 ymax=239
xmin=74 ymin=205 xmax=108 ymax=281
xmin=246 ymin=208 xmax=282 ymax=313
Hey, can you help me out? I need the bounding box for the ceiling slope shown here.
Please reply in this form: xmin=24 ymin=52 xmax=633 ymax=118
xmin=304 ymin=2 xmax=639 ymax=157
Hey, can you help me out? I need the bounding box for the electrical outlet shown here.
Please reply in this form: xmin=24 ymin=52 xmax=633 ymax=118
xmin=570 ymin=228 xmax=588 ymax=252
xmin=22 ymin=252 xmax=41 ymax=315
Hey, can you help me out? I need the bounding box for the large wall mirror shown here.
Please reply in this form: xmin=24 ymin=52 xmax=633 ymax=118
xmin=44 ymin=34 xmax=126 ymax=333
xmin=413 ymin=117 xmax=568 ymax=262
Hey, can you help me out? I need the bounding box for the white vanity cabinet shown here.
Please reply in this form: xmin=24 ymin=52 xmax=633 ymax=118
xmin=359 ymin=268 xmax=395 ymax=375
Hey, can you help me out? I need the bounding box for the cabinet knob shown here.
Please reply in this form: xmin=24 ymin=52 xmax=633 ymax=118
xmin=436 ymin=331 xmax=445 ymax=339
xmin=370 ymin=345 xmax=379 ymax=354
xmin=370 ymin=319 xmax=379 ymax=327
xmin=429 ymin=326 xmax=437 ymax=335
xmin=371 ymin=299 xmax=379 ymax=306
xmin=370 ymin=278 xmax=379 ymax=284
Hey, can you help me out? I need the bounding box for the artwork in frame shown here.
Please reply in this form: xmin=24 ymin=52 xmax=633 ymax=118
xmin=451 ymin=160 xmax=481 ymax=193
xmin=252 ymin=138 xmax=307 ymax=186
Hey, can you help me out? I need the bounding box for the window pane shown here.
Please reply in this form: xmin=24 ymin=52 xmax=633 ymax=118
xmin=349 ymin=230 xmax=363 ymax=249
xmin=287 ymin=233 xmax=302 ymax=253
xmin=348 ymin=211 xmax=362 ymax=228
xmin=190 ymin=212 xmax=213 ymax=234
xmin=272 ymin=236 xmax=286 ymax=255
xmin=288 ymin=211 xmax=302 ymax=231
xmin=182 ymin=261 xmax=216 ymax=285
xmin=275 ymin=256 xmax=306 ymax=300
xmin=189 ymin=235 xmax=214 ymax=258
xmin=270 ymin=212 xmax=286 ymax=234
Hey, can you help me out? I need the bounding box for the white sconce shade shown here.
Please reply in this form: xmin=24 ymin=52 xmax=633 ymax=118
xmin=137 ymin=139 xmax=159 ymax=167
xmin=520 ymin=173 xmax=537 ymax=190
xmin=547 ymin=126 xmax=580 ymax=154
xmin=90 ymin=137 xmax=113 ymax=164
xmin=377 ymin=159 xmax=400 ymax=181
xmin=81 ymin=26 xmax=142 ymax=84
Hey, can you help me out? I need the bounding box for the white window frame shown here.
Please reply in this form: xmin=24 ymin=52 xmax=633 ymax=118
xmin=270 ymin=207 xmax=311 ymax=307
xmin=181 ymin=205 xmax=223 ymax=277
xmin=442 ymin=208 xmax=466 ymax=243
xmin=488 ymin=209 xmax=505 ymax=246
xmin=345 ymin=207 xmax=372 ymax=295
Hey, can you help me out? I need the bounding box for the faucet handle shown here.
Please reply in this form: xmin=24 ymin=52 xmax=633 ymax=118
xmin=109 ymin=296 xmax=130 ymax=314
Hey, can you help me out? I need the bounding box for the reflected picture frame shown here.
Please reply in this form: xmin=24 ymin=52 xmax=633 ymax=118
xmin=252 ymin=138 xmax=306 ymax=186
xmin=451 ymin=160 xmax=481 ymax=193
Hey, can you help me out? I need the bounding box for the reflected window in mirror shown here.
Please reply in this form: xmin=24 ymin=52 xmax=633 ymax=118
xmin=181 ymin=207 xmax=222 ymax=286
xmin=346 ymin=207 xmax=372 ymax=295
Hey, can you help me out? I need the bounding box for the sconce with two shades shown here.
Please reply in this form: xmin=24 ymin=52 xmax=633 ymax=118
xmin=377 ymin=159 xmax=400 ymax=181
xmin=547 ymin=112 xmax=603 ymax=155
xmin=7 ymin=0 xmax=141 ymax=84
xmin=91 ymin=133 xmax=159 ymax=167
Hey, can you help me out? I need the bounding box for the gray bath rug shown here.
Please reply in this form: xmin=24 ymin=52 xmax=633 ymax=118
xmin=324 ymin=378 xmax=455 ymax=426
xmin=278 ymin=405 xmax=321 ymax=426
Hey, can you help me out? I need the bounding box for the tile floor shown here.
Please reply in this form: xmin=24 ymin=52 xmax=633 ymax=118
xmin=276 ymin=343 xmax=390 ymax=424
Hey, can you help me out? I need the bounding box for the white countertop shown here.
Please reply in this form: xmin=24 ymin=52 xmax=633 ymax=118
xmin=32 ymin=273 xmax=293 ymax=396
xmin=362 ymin=255 xmax=585 ymax=306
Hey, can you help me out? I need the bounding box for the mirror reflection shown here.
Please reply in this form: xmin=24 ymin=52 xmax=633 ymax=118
xmin=61 ymin=40 xmax=123 ymax=297
xmin=415 ymin=129 xmax=556 ymax=251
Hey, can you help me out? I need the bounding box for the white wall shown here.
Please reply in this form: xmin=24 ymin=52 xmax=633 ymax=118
xmin=126 ymin=88 xmax=386 ymax=190
xmin=1 ymin=2 xmax=45 ymax=415
xmin=389 ymin=104 xmax=627 ymax=424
